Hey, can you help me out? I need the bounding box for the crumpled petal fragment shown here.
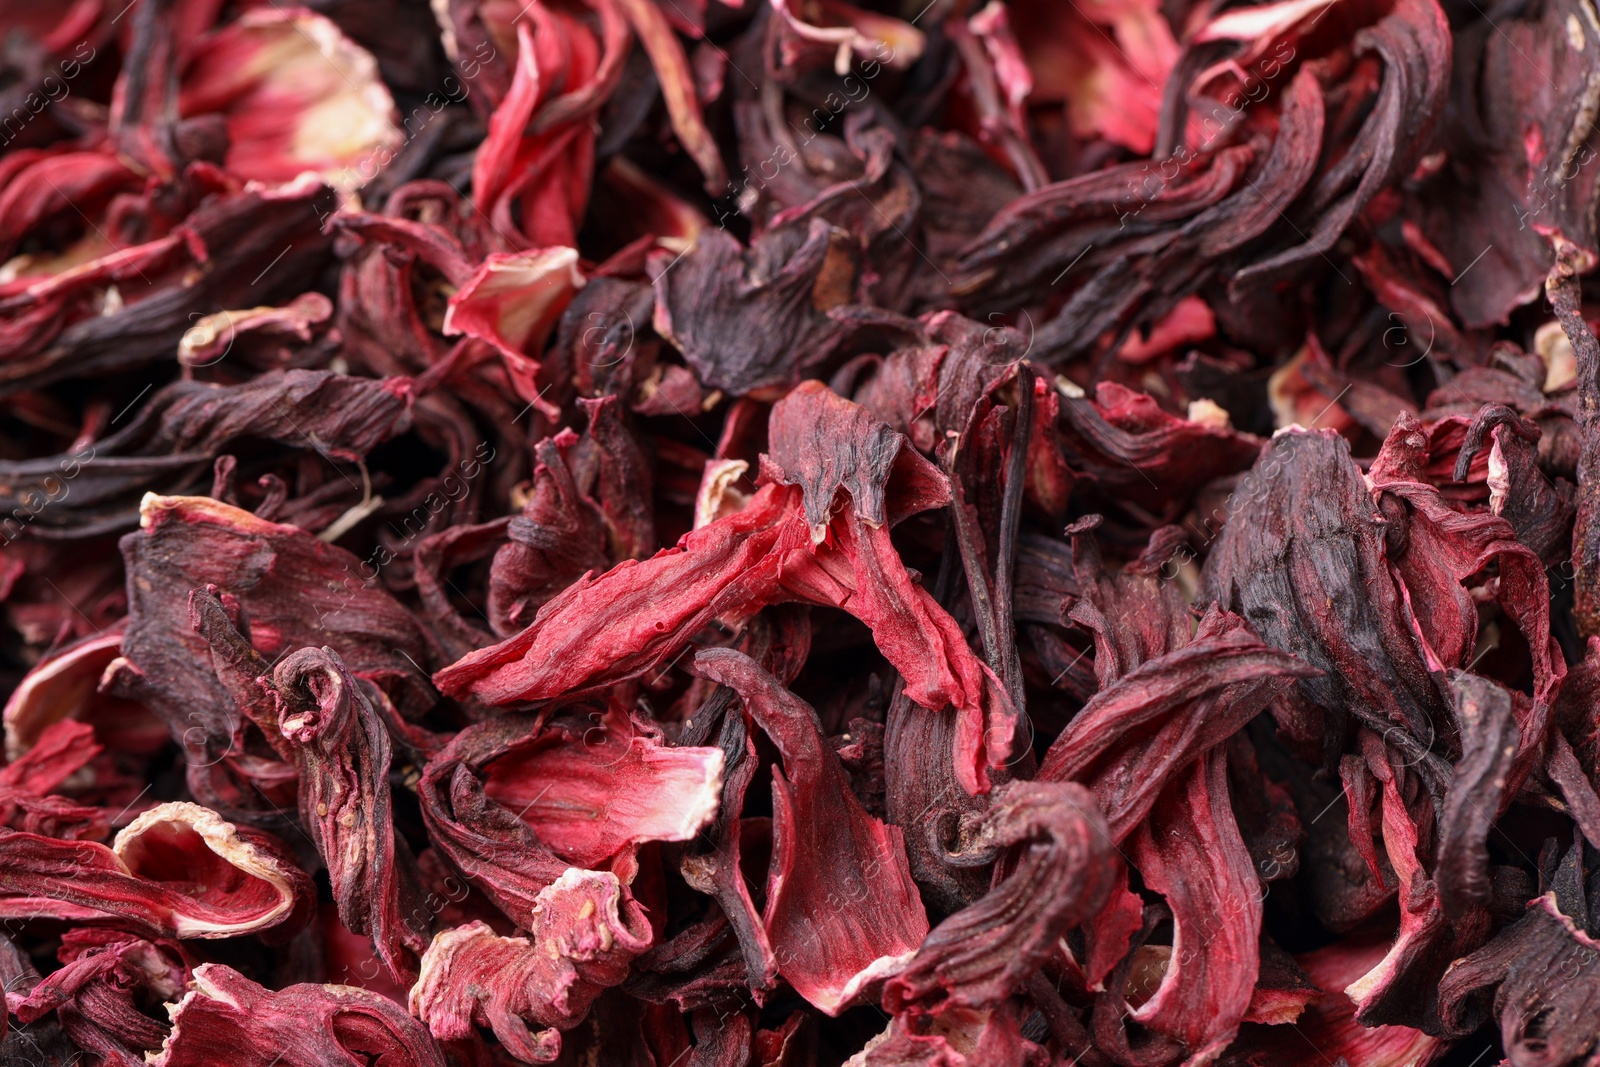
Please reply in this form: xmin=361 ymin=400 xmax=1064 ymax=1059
xmin=409 ymin=869 xmax=653 ymax=1060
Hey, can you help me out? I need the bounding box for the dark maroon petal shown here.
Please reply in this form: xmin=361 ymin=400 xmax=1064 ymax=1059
xmin=1202 ymin=428 xmax=1447 ymax=766
xmin=1340 ymin=729 xmax=1492 ymax=1028
xmin=1436 ymin=672 xmax=1519 ymax=918
xmin=651 ymin=222 xmax=854 ymax=395
xmin=1418 ymin=0 xmax=1600 ymax=328
xmin=0 ymin=179 xmax=336 ymax=393
xmin=883 ymin=781 xmax=1115 ymax=1015
xmin=883 ymin=694 xmax=993 ymax=916
xmin=1452 ymin=404 xmax=1574 ymax=566
xmin=417 ymin=715 xmax=574 ymax=928
xmin=485 ymin=432 xmax=609 ymax=636
xmin=1552 ymin=245 xmax=1600 ymax=645
xmin=677 ymin=687 xmax=780 ymax=993
xmin=1062 ymin=517 xmax=1192 ymax=686
xmin=117 ymin=495 xmax=433 ymax=817
xmin=266 ymin=645 xmax=429 ymax=982
xmin=1439 ymin=890 xmax=1600 ymax=1064
xmin=1037 ymin=607 xmax=1314 ymax=841
xmin=763 ymin=379 xmax=948 ymax=539
xmin=1368 ymin=412 xmax=1560 ymax=707
xmin=1050 ymin=383 xmax=1265 ymax=511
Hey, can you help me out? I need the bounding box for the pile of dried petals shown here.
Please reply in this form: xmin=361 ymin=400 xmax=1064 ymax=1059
xmin=0 ymin=0 xmax=1597 ymax=1064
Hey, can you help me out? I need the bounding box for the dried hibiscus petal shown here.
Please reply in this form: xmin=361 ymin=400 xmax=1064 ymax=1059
xmin=1203 ymin=428 xmax=1452 ymax=765
xmin=2 ymin=629 xmax=164 ymax=762
xmin=0 ymin=801 xmax=311 ymax=939
xmin=695 ymin=647 xmax=928 ymax=1015
xmin=437 ymin=382 xmax=1014 ymax=793
xmin=1037 ymin=606 xmax=1314 ymax=842
xmin=477 ymin=705 xmax=723 ymax=879
xmin=6 ymin=0 xmax=1600 ymax=1062
xmin=882 ymin=781 xmax=1115 ymax=1015
xmin=651 ymin=222 xmax=854 ymax=396
xmin=1121 ymin=750 xmax=1264 ymax=1062
xmin=115 ymin=494 xmax=433 ymax=817
xmin=7 ymin=929 xmax=189 ymax=1064
xmin=266 ymin=644 xmax=429 ymax=982
xmin=0 ymin=720 xmax=109 ymax=840
xmin=846 ymin=1001 xmax=1043 ymax=1067
xmin=1438 ymin=841 xmax=1600 ymax=1065
xmin=416 ymin=714 xmax=575 ymax=929
xmin=409 ymin=869 xmax=653 ymax=1061
xmin=151 ymin=962 xmax=447 ymax=1067
xmin=177 ymin=8 xmax=404 ymax=189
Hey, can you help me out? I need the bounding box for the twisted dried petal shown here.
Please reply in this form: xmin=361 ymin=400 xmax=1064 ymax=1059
xmin=8 ymin=930 xmax=188 ymax=1062
xmin=1123 ymin=750 xmax=1261 ymax=1064
xmin=1037 ymin=607 xmax=1315 ymax=842
xmin=268 ymin=646 xmax=428 ymax=982
xmin=883 ymin=781 xmax=1116 ymax=1014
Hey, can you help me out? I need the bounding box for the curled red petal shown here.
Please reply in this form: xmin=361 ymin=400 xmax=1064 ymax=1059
xmin=0 ymin=801 xmax=311 ymax=939
xmin=695 ymin=647 xmax=929 ymax=1015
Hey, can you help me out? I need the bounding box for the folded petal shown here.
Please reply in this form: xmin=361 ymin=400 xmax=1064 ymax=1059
xmin=1037 ymin=608 xmax=1314 ymax=841
xmin=150 ymin=963 xmax=447 ymax=1067
xmin=1124 ymin=750 xmax=1262 ymax=1064
xmin=9 ymin=930 xmax=189 ymax=1062
xmin=1438 ymin=848 xmax=1600 ymax=1063
xmin=695 ymin=648 xmax=928 ymax=1015
xmin=0 ymin=801 xmax=311 ymax=939
xmin=478 ymin=705 xmax=723 ymax=876
xmin=267 ymin=644 xmax=429 ymax=982
xmin=117 ymin=494 xmax=433 ymax=814
xmin=1202 ymin=428 xmax=1446 ymax=764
